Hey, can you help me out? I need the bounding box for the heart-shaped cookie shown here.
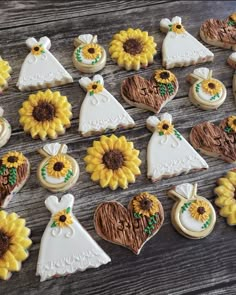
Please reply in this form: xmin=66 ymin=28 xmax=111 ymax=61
xmin=94 ymin=192 xmax=164 ymax=255
xmin=200 ymin=13 xmax=236 ymax=50
xmin=121 ymin=69 xmax=178 ymax=113
xmin=0 ymin=151 xmax=30 ymax=207
xmin=190 ymin=116 xmax=236 ymax=163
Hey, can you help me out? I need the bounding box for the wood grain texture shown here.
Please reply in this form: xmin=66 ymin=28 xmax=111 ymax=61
xmin=0 ymin=1 xmax=236 ymax=294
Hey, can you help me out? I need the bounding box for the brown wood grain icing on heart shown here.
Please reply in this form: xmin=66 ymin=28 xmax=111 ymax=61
xmin=121 ymin=74 xmax=178 ymax=113
xmin=94 ymin=198 xmax=164 ymax=255
xmin=190 ymin=118 xmax=236 ymax=163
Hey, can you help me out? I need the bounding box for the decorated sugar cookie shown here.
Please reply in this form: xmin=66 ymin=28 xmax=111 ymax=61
xmin=0 ymin=107 xmax=11 ymax=148
xmin=215 ymin=169 xmax=236 ymax=225
xmin=190 ymin=115 xmax=236 ymax=163
xmin=200 ymin=13 xmax=236 ymax=50
xmin=79 ymin=74 xmax=135 ymax=136
xmin=37 ymin=143 xmax=79 ymax=192
xmin=19 ymin=89 xmax=72 ymax=140
xmin=94 ymin=192 xmax=164 ymax=254
xmin=109 ymin=28 xmax=157 ymax=71
xmin=228 ymin=52 xmax=236 ymax=101
xmin=17 ymin=37 xmax=73 ymax=91
xmin=160 ymin=16 xmax=214 ymax=69
xmin=187 ymin=68 xmax=226 ymax=110
xmin=121 ymin=69 xmax=179 ymax=113
xmin=36 ymin=194 xmax=111 ymax=282
xmin=146 ymin=113 xmax=208 ymax=182
xmin=0 ymin=210 xmax=32 ymax=280
xmin=84 ymin=134 xmax=141 ymax=190
xmin=73 ymin=34 xmax=106 ymax=73
xmin=0 ymin=151 xmax=30 ymax=208
xmin=0 ymin=56 xmax=12 ymax=93
xmin=168 ymin=183 xmax=216 ymax=239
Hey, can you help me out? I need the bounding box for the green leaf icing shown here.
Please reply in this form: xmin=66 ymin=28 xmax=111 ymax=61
xmin=210 ymin=93 xmax=220 ymax=101
xmin=41 ymin=164 xmax=48 ymax=180
xmin=224 ymin=126 xmax=233 ymax=133
xmin=181 ymin=202 xmax=193 ymax=214
xmin=195 ymin=83 xmax=201 ymax=93
xmin=64 ymin=170 xmax=73 ymax=183
xmin=51 ymin=221 xmax=57 ymax=228
xmin=167 ymin=83 xmax=174 ymax=95
xmin=159 ymin=83 xmax=167 ymax=97
xmin=174 ymin=129 xmax=182 ymax=140
xmin=134 ymin=212 xmax=142 ymax=219
xmin=66 ymin=207 xmax=71 ymax=213
xmin=202 ymin=215 xmax=211 ymax=229
xmin=9 ymin=167 xmax=17 ymax=186
xmin=0 ymin=165 xmax=6 ymax=176
xmin=144 ymin=213 xmax=159 ymax=235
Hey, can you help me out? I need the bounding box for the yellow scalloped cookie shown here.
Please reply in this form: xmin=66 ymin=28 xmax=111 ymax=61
xmin=0 ymin=57 xmax=12 ymax=92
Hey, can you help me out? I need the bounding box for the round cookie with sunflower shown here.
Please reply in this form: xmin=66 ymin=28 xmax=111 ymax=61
xmin=0 ymin=210 xmax=32 ymax=280
xmin=168 ymin=183 xmax=216 ymax=239
xmin=37 ymin=143 xmax=79 ymax=192
xmin=19 ymin=89 xmax=72 ymax=141
xmin=73 ymin=34 xmax=106 ymax=73
xmin=109 ymin=28 xmax=157 ymax=71
xmin=187 ymin=67 xmax=226 ymax=110
xmin=0 ymin=56 xmax=12 ymax=93
xmin=0 ymin=107 xmax=11 ymax=148
xmin=0 ymin=151 xmax=30 ymax=208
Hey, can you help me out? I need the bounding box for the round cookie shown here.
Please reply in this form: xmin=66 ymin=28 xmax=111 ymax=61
xmin=0 ymin=107 xmax=11 ymax=148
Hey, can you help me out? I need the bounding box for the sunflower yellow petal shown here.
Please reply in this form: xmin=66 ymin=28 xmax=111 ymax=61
xmin=3 ymin=251 xmax=20 ymax=271
xmin=0 ymin=268 xmax=9 ymax=280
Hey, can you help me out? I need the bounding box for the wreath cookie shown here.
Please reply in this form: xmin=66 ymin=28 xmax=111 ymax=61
xmin=84 ymin=134 xmax=141 ymax=190
xmin=0 ymin=210 xmax=32 ymax=280
xmin=0 ymin=56 xmax=12 ymax=93
xmin=187 ymin=68 xmax=226 ymax=110
xmin=168 ymin=183 xmax=216 ymax=239
xmin=94 ymin=192 xmax=164 ymax=254
xmin=37 ymin=143 xmax=79 ymax=192
xmin=215 ymin=169 xmax=236 ymax=225
xmin=0 ymin=107 xmax=11 ymax=148
xmin=109 ymin=28 xmax=157 ymax=71
xmin=73 ymin=34 xmax=106 ymax=73
xmin=19 ymin=89 xmax=72 ymax=141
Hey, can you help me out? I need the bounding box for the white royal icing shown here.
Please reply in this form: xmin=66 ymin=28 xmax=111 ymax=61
xmin=43 ymin=143 xmax=68 ymax=156
xmin=180 ymin=206 xmax=205 ymax=232
xmin=0 ymin=107 xmax=4 ymax=117
xmin=197 ymin=83 xmax=223 ymax=102
xmin=36 ymin=194 xmax=111 ymax=282
xmin=17 ymin=37 xmax=73 ymax=91
xmin=160 ymin=17 xmax=214 ymax=68
xmin=229 ymin=52 xmax=236 ymax=62
xmin=78 ymin=74 xmax=135 ymax=135
xmin=146 ymin=113 xmax=208 ymax=180
xmin=175 ymin=183 xmax=195 ymax=200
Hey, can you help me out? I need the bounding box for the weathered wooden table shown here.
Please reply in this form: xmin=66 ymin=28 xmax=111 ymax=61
xmin=1 ymin=1 xmax=236 ymax=294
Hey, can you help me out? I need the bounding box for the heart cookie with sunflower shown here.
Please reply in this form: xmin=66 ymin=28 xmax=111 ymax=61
xmin=121 ymin=69 xmax=179 ymax=113
xmin=0 ymin=151 xmax=30 ymax=208
xmin=190 ymin=115 xmax=236 ymax=163
xmin=94 ymin=192 xmax=164 ymax=254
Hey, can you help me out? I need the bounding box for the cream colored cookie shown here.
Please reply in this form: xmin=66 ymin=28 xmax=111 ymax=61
xmin=0 ymin=107 xmax=11 ymax=148
xmin=0 ymin=56 xmax=12 ymax=93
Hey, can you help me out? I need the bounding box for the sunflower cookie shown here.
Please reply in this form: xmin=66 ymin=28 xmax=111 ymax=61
xmin=190 ymin=115 xmax=236 ymax=163
xmin=160 ymin=16 xmax=214 ymax=69
xmin=0 ymin=210 xmax=32 ymax=280
xmin=228 ymin=52 xmax=236 ymax=101
xmin=121 ymin=69 xmax=179 ymax=113
xmin=84 ymin=134 xmax=141 ymax=190
xmin=109 ymin=28 xmax=157 ymax=71
xmin=17 ymin=37 xmax=73 ymax=91
xmin=0 ymin=107 xmax=11 ymax=148
xmin=0 ymin=56 xmax=12 ymax=93
xmin=36 ymin=194 xmax=110 ymax=282
xmin=0 ymin=151 xmax=30 ymax=208
xmin=200 ymin=13 xmax=236 ymax=50
xmin=73 ymin=34 xmax=106 ymax=73
xmin=79 ymin=74 xmax=135 ymax=136
xmin=168 ymin=183 xmax=216 ymax=239
xmin=19 ymin=89 xmax=72 ymax=140
xmin=94 ymin=192 xmax=164 ymax=254
xmin=37 ymin=143 xmax=79 ymax=192
xmin=146 ymin=113 xmax=208 ymax=182
xmin=187 ymin=68 xmax=226 ymax=110
xmin=215 ymin=169 xmax=236 ymax=225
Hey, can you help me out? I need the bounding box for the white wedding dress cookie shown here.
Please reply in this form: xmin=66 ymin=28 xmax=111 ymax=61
xmin=160 ymin=16 xmax=214 ymax=69
xmin=78 ymin=74 xmax=135 ymax=136
xmin=146 ymin=113 xmax=208 ymax=182
xmin=36 ymin=194 xmax=111 ymax=282
xmin=17 ymin=37 xmax=73 ymax=91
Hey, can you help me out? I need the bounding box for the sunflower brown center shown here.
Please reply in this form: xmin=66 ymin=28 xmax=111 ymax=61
xmin=92 ymin=84 xmax=98 ymax=89
xmin=159 ymin=71 xmax=170 ymax=79
xmin=7 ymin=156 xmax=18 ymax=163
xmin=162 ymin=124 xmax=169 ymax=130
xmin=176 ymin=24 xmax=182 ymax=29
xmin=140 ymin=198 xmax=152 ymax=210
xmin=103 ymin=150 xmax=124 ymax=170
xmin=0 ymin=231 xmax=9 ymax=258
xmin=233 ymin=119 xmax=236 ymax=125
xmin=59 ymin=215 xmax=67 ymax=222
xmin=32 ymin=101 xmax=55 ymax=122
xmin=34 ymin=46 xmax=40 ymax=51
xmin=208 ymin=83 xmax=216 ymax=89
xmin=123 ymin=38 xmax=143 ymax=55
xmin=88 ymin=48 xmax=95 ymax=54
xmin=197 ymin=206 xmax=206 ymax=215
xmin=53 ymin=162 xmax=64 ymax=171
